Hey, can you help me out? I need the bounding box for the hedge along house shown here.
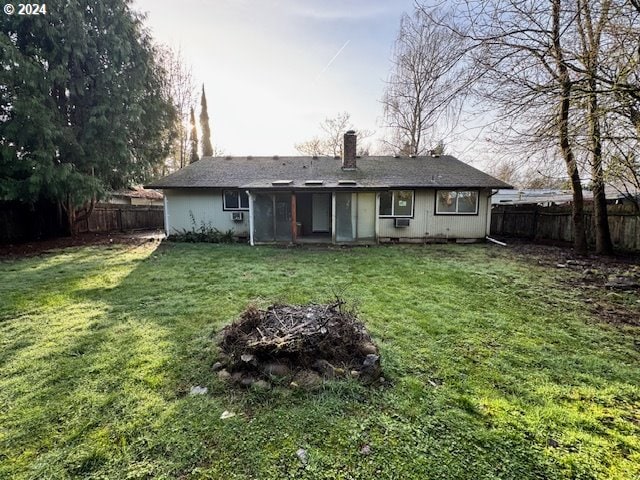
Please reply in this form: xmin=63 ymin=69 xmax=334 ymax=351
xmin=147 ymin=131 xmax=511 ymax=245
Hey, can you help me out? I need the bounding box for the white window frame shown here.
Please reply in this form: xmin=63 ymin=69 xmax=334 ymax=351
xmin=435 ymin=190 xmax=479 ymax=215
xmin=223 ymin=190 xmax=249 ymax=211
xmin=378 ymin=190 xmax=415 ymax=218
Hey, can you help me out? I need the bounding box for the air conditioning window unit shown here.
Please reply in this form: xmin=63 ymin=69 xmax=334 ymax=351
xmin=231 ymin=212 xmax=244 ymax=222
xmin=394 ymin=218 xmax=410 ymax=228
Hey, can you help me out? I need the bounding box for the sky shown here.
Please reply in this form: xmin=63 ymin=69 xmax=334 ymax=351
xmin=133 ymin=0 xmax=417 ymax=156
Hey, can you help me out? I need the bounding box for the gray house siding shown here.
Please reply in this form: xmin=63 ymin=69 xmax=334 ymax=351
xmin=164 ymin=188 xmax=491 ymax=243
xmin=164 ymin=189 xmax=249 ymax=236
xmin=378 ymin=190 xmax=491 ymax=241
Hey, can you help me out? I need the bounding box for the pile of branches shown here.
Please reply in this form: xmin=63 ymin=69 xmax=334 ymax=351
xmin=218 ymin=301 xmax=380 ymax=383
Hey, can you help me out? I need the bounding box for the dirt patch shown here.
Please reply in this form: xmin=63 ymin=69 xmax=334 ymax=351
xmin=0 ymin=230 xmax=165 ymax=259
xmin=214 ymin=302 xmax=383 ymax=389
xmin=496 ymin=240 xmax=640 ymax=327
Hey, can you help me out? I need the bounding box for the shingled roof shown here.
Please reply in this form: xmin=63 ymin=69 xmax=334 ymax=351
xmin=146 ymin=155 xmax=511 ymax=190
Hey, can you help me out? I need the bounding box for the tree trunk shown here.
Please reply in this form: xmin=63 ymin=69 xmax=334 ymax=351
xmin=567 ymin=150 xmax=588 ymax=255
xmin=587 ymin=84 xmax=613 ymax=254
xmin=552 ymin=0 xmax=588 ymax=255
xmin=62 ymin=198 xmax=77 ymax=237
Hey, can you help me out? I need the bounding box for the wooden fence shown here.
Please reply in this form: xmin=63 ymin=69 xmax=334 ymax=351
xmin=491 ymin=204 xmax=640 ymax=251
xmin=76 ymin=203 xmax=164 ymax=234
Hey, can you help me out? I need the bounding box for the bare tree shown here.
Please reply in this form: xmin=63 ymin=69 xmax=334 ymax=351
xmin=295 ymin=112 xmax=374 ymax=156
xmin=381 ymin=8 xmax=471 ymax=156
xmin=571 ymin=0 xmax=614 ymax=253
xmin=159 ymin=46 xmax=197 ymax=171
xmin=487 ymin=160 xmax=524 ymax=187
xmin=416 ymin=1 xmax=639 ymax=253
xmin=189 ymin=107 xmax=199 ymax=164
xmin=418 ymin=0 xmax=589 ymax=253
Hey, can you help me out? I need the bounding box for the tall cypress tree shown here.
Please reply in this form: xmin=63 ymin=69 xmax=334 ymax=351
xmin=200 ymin=85 xmax=213 ymax=157
xmin=189 ymin=107 xmax=199 ymax=163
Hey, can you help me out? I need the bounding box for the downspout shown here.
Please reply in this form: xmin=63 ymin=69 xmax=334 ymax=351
xmin=247 ymin=190 xmax=254 ymax=246
xmin=485 ymin=189 xmax=493 ymax=237
xmin=163 ymin=192 xmax=169 ymax=237
xmin=331 ymin=192 xmax=337 ymax=244
xmin=374 ymin=192 xmax=380 ymax=243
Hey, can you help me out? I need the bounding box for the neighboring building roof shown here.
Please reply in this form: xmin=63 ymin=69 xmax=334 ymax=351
xmin=112 ymin=186 xmax=164 ymax=200
xmin=493 ymin=186 xmax=639 ymax=206
xmin=492 ymin=189 xmax=571 ymax=205
xmin=146 ymin=156 xmax=511 ymax=190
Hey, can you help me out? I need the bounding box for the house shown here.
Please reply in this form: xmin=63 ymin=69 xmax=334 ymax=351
xmin=492 ymin=186 xmax=640 ymax=208
xmin=492 ymin=188 xmax=571 ymax=206
xmin=108 ymin=186 xmax=164 ymax=206
xmin=147 ymin=131 xmax=511 ymax=245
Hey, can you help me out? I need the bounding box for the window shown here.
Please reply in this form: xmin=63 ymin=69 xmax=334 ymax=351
xmin=379 ymin=190 xmax=414 ymax=217
xmin=223 ymin=190 xmax=249 ymax=210
xmin=436 ymin=190 xmax=478 ymax=215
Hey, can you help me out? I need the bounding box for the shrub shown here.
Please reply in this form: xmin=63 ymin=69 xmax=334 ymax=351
xmin=167 ymin=211 xmax=238 ymax=243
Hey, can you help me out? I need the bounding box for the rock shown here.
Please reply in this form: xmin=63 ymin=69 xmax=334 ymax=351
xmin=361 ymin=354 xmax=381 ymax=380
xmin=240 ymin=353 xmax=257 ymax=366
xmin=360 ymin=444 xmax=371 ymax=455
xmin=220 ymin=410 xmax=236 ymax=420
xmin=363 ymin=354 xmax=380 ymax=367
xmin=556 ymin=264 xmax=567 ymax=268
xmin=296 ymin=448 xmax=309 ymax=465
xmin=291 ymin=370 xmax=323 ymax=389
xmin=253 ymin=380 xmax=271 ymax=390
xmin=312 ymin=359 xmax=336 ymax=378
xmin=231 ymin=371 xmax=244 ymax=383
xmin=605 ymin=275 xmax=639 ymax=290
xmin=350 ymin=370 xmax=361 ymax=378
xmin=189 ymin=385 xmax=208 ymax=395
xmin=240 ymin=377 xmax=255 ymax=388
xmin=359 ymin=342 xmax=378 ymax=355
xmin=212 ymin=361 xmax=225 ymax=372
xmin=334 ymin=367 xmax=345 ymax=377
xmin=217 ymin=369 xmax=231 ymax=381
xmin=263 ymin=362 xmax=290 ymax=377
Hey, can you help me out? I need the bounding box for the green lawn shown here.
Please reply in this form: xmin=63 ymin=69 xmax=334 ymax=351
xmin=1 ymin=242 xmax=639 ymax=479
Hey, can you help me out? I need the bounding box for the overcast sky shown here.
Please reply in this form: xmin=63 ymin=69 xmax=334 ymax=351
xmin=133 ymin=0 xmax=417 ymax=156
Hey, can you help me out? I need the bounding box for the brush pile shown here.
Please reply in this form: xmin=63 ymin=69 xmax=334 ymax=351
xmin=214 ymin=301 xmax=382 ymax=389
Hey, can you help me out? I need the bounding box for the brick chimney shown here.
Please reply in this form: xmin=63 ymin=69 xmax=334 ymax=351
xmin=342 ymin=130 xmax=357 ymax=170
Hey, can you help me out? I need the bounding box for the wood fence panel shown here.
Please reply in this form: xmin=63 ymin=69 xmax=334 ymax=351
xmin=491 ymin=205 xmax=640 ymax=252
xmin=77 ymin=204 xmax=164 ymax=234
xmin=610 ymin=213 xmax=639 ymax=251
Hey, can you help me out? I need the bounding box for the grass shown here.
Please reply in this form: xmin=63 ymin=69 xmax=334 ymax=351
xmin=0 ymin=242 xmax=639 ymax=479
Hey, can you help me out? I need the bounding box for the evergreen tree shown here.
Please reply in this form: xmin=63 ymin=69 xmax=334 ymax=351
xmin=189 ymin=108 xmax=199 ymax=163
xmin=200 ymin=85 xmax=213 ymax=157
xmin=0 ymin=1 xmax=176 ymax=234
